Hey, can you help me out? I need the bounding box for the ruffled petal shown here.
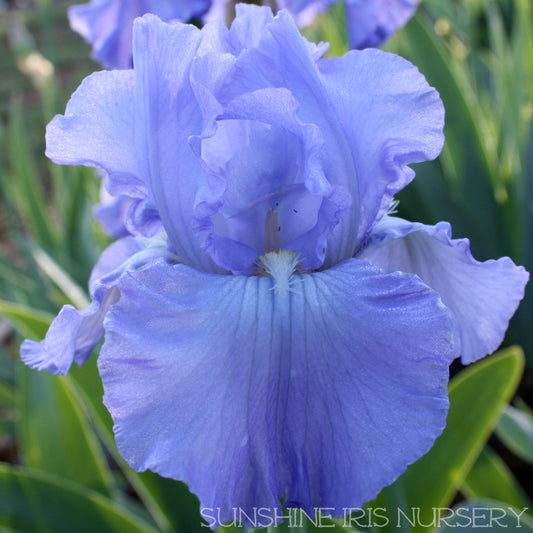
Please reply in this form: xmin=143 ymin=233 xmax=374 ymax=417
xmin=344 ymin=0 xmax=417 ymax=50
xmin=100 ymin=257 xmax=454 ymax=527
xmin=46 ymin=70 xmax=142 ymax=198
xmin=359 ymin=217 xmax=529 ymax=364
xmin=192 ymin=87 xmax=351 ymax=273
xmin=132 ymin=15 xmax=221 ymax=273
xmin=218 ymin=10 xmax=359 ymax=252
xmin=20 ymin=238 xmax=171 ymax=375
xmin=318 ymin=48 xmax=444 ymax=263
xmin=217 ymin=12 xmax=443 ymax=266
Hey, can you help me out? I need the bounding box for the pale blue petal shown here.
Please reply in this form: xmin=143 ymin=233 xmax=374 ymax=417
xmin=20 ymin=289 xmax=120 ymax=376
xmin=45 ymin=69 xmax=162 ymax=238
xmin=345 ymin=0 xmax=417 ymax=50
xmin=218 ymin=13 xmax=443 ymax=266
xmin=359 ymin=217 xmax=529 ymax=364
xmin=88 ymin=236 xmax=145 ymax=287
xmin=230 ymin=4 xmax=275 ymax=50
xmin=94 ymin=183 xmax=134 ymax=238
xmin=20 ymin=238 xmax=171 ymax=375
xmin=132 ymin=15 xmax=220 ymax=273
xmin=100 ymin=257 xmax=454 ymax=526
xmin=45 ymin=70 xmax=145 ymax=200
xmin=218 ymin=10 xmax=359 ymax=256
xmin=193 ymin=87 xmax=351 ymax=273
xmin=318 ymin=48 xmax=444 ymax=264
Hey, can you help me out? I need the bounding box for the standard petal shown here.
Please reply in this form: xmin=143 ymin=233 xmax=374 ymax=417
xmin=100 ymin=257 xmax=454 ymax=527
xmin=132 ymin=15 xmax=220 ymax=273
xmin=218 ymin=10 xmax=359 ymax=255
xmin=45 ymin=69 xmax=145 ymax=201
xmin=192 ymin=87 xmax=351 ymax=274
xmin=318 ymin=48 xmax=444 ymax=262
xmin=218 ymin=13 xmax=443 ymax=267
xmin=20 ymin=238 xmax=170 ymax=375
xmin=359 ymin=217 xmax=529 ymax=364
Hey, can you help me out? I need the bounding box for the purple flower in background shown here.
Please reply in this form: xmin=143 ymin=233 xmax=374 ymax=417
xmin=21 ymin=6 xmax=527 ymax=528
xmin=281 ymin=0 xmax=417 ymax=49
xmin=344 ymin=0 xmax=417 ymax=49
xmin=69 ymin=0 xmax=213 ymax=69
xmin=70 ymin=0 xmax=417 ymax=71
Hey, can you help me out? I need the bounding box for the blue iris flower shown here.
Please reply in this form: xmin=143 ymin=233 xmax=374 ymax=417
xmin=70 ymin=0 xmax=417 ymax=72
xmin=21 ymin=6 xmax=528 ymax=528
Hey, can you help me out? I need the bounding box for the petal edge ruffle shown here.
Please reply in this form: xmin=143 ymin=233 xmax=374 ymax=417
xmin=360 ymin=216 xmax=529 ymax=364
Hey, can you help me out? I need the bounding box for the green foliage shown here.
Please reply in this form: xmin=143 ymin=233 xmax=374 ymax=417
xmin=0 ymin=464 xmax=160 ymax=533
xmin=495 ymin=404 xmax=533 ymax=464
xmin=463 ymin=446 xmax=532 ymax=509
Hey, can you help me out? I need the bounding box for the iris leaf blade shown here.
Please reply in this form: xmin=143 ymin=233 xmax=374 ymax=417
xmin=18 ymin=364 xmax=115 ymax=498
xmin=462 ymin=446 xmax=532 ymax=509
xmin=0 ymin=300 xmax=53 ymax=340
xmin=0 ymin=463 xmax=160 ymax=533
xmin=494 ymin=405 xmax=533 ymax=464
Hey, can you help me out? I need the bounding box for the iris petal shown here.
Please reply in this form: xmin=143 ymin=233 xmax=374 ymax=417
xmin=20 ymin=238 xmax=170 ymax=375
xmin=219 ymin=10 xmax=359 ymax=249
xmin=100 ymin=257 xmax=454 ymax=527
xmin=318 ymin=48 xmax=444 ymax=262
xmin=218 ymin=13 xmax=443 ymax=266
xmin=94 ymin=182 xmax=134 ymax=238
xmin=132 ymin=16 xmax=220 ymax=272
xmin=360 ymin=216 xmax=529 ymax=364
xmin=45 ymin=70 xmax=143 ymax=199
xmin=193 ymin=87 xmax=351 ymax=273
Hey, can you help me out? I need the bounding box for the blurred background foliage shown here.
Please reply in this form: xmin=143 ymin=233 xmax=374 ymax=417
xmin=0 ymin=0 xmax=532 ymax=531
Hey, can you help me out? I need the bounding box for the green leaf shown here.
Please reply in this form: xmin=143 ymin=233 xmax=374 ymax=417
xmin=0 ymin=380 xmax=14 ymax=407
xmin=382 ymin=346 xmax=524 ymax=532
xmin=30 ymin=247 xmax=90 ymax=309
xmin=0 ymin=464 xmax=160 ymax=533
xmin=5 ymin=98 xmax=58 ymax=250
xmin=495 ymin=405 xmax=533 ymax=464
xmin=18 ymin=365 xmax=115 ymax=497
xmin=0 ymin=300 xmax=53 ymax=340
xmin=462 ymin=446 xmax=532 ymax=509
xmin=435 ymin=499 xmax=533 ymax=532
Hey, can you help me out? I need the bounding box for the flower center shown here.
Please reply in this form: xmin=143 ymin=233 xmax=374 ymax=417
xmin=256 ymin=249 xmax=301 ymax=294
